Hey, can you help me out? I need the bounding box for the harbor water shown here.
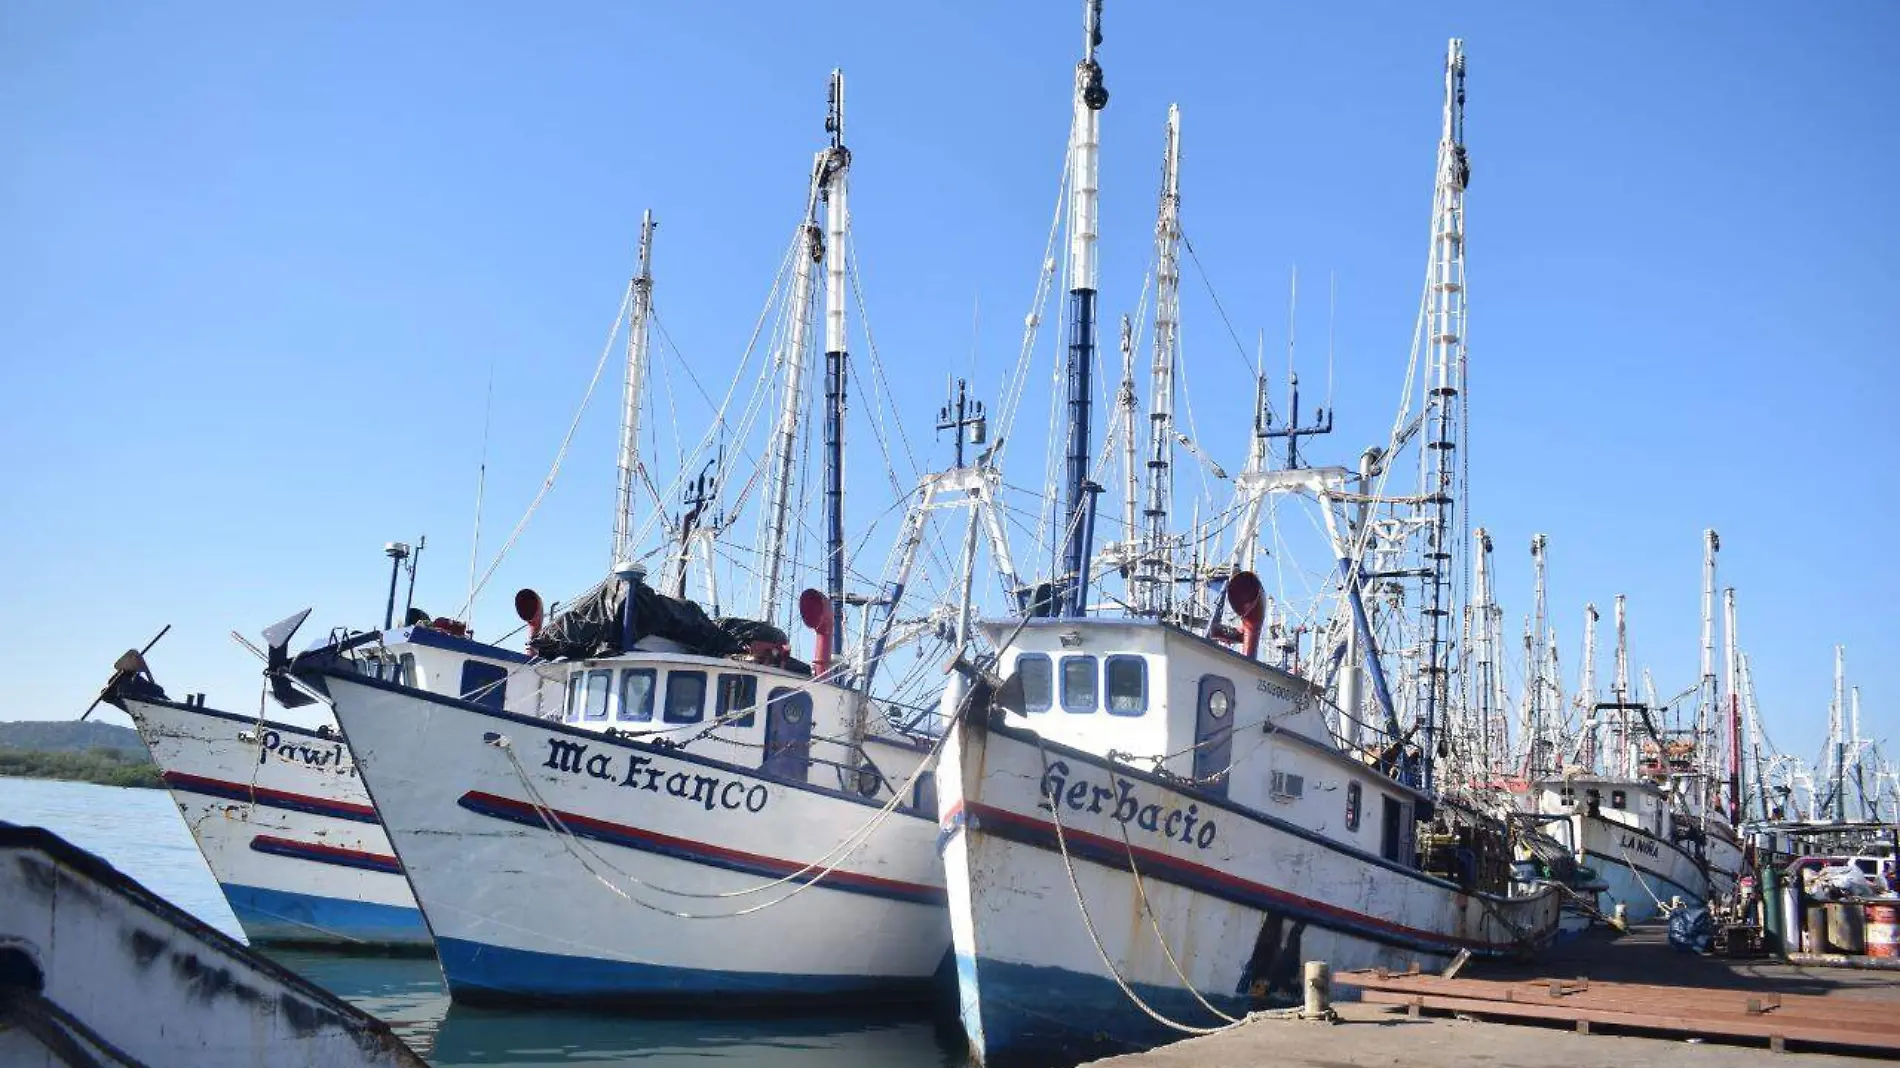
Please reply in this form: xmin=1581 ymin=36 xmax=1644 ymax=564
xmin=2 ymin=776 xmax=965 ymax=1067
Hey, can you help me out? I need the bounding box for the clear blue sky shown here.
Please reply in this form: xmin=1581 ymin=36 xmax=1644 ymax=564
xmin=2 ymin=2 xmax=1894 ymax=769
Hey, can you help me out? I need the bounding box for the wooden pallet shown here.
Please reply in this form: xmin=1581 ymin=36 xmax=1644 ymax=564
xmin=1336 ymin=969 xmax=1900 ymax=1054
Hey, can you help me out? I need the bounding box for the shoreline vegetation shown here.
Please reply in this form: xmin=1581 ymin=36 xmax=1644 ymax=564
xmin=0 ymin=746 xmax=164 ymax=789
xmin=0 ymin=721 xmax=161 ymax=789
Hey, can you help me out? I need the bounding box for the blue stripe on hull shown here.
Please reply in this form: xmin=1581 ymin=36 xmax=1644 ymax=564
xmin=220 ymin=882 xmax=431 ymax=949
xmin=958 ymin=953 xmax=1245 ymax=1067
xmin=434 ymin=936 xmax=936 ymax=1009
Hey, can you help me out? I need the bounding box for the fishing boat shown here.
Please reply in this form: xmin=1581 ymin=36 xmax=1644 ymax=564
xmin=0 ymin=823 xmax=425 ymax=1068
xmin=274 ymin=74 xmax=969 ymax=1007
xmin=941 ymin=601 xmax=1562 ymax=1063
xmin=98 ymin=568 xmax=540 ymax=950
xmin=934 ymin=14 xmax=1561 ymax=1063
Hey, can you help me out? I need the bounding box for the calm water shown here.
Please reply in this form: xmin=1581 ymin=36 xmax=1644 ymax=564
xmin=2 ymin=776 xmax=965 ymax=1067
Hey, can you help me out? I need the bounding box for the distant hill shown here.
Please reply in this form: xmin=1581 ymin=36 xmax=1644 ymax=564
xmin=0 ymin=720 xmax=146 ymax=755
xmin=0 ymin=720 xmax=161 ymax=788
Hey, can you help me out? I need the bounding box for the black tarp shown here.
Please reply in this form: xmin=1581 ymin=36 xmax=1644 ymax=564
xmin=529 ymin=576 xmax=792 ymax=663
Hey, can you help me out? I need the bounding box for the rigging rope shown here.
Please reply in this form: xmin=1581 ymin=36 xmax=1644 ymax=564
xmin=457 ymin=287 xmax=632 ymax=618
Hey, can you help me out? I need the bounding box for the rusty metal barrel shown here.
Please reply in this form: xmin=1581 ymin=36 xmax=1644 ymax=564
xmin=1867 ymin=901 xmax=1900 ymax=959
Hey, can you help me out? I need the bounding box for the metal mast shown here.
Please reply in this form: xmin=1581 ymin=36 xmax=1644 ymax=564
xmin=1116 ymin=315 xmax=1139 ymax=563
xmin=756 ymin=96 xmax=828 ymax=625
xmin=1412 ymin=38 xmax=1468 ymax=792
xmin=1697 ymin=530 xmax=1719 ymax=809
xmin=1526 ymin=534 xmax=1548 ymax=775
xmin=1140 ymin=103 xmax=1182 ymax=618
xmin=1056 ymin=0 xmax=1108 ymax=618
xmin=612 ymin=211 xmax=657 ymax=568
xmin=1468 ymin=528 xmax=1496 ymax=783
xmin=1613 ymin=593 xmax=1630 ymax=777
xmin=1723 ymin=586 xmax=1742 ymax=822
xmin=1832 ymin=645 xmax=1847 ymax=821
xmin=1579 ymin=602 xmax=1599 ymax=771
xmin=821 ymin=69 xmax=851 ymax=658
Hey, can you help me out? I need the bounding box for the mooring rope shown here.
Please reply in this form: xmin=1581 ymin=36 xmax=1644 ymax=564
xmin=1033 ymin=738 xmax=1248 ymax=1037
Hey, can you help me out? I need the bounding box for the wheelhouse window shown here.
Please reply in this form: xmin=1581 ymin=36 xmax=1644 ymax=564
xmin=583 ymin=669 xmax=612 ymax=721
xmin=1060 ymin=656 xmax=1097 ymax=713
xmin=664 ymin=671 xmax=707 ymax=723
xmin=1610 ymin=790 xmax=1627 ymax=810
xmin=564 ymin=673 xmax=584 ymax=723
xmin=618 ymin=668 xmax=656 ymax=722
xmin=459 ymin=660 xmax=508 ymax=712
xmin=717 ymin=673 xmax=758 ymax=728
xmin=1017 ymin=654 xmax=1053 ymax=714
xmin=1345 ymin=781 xmax=1362 ymax=831
xmin=397 ymin=653 xmax=417 ymax=688
xmin=1104 ymin=655 xmax=1146 ymax=716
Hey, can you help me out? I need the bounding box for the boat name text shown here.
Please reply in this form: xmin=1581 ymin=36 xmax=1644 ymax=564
xmin=542 ymin=737 xmax=768 ymax=814
xmin=256 ymin=730 xmax=352 ymax=775
xmin=1619 ymin=833 xmax=1660 ymax=859
xmin=1038 ymin=759 xmax=1218 ymax=849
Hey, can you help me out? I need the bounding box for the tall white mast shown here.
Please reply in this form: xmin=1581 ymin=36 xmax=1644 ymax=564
xmin=1469 ymin=527 xmax=1496 ymax=782
xmin=1526 ymin=534 xmax=1548 ymax=774
xmin=1140 ymin=103 xmax=1183 ymax=617
xmin=1580 ymin=602 xmax=1599 ymax=771
xmin=612 ymin=211 xmax=657 ymax=568
xmin=1723 ymin=585 xmax=1741 ymax=821
xmin=1412 ymin=38 xmax=1468 ymax=792
xmin=1698 ymin=529 xmax=1719 ymax=801
xmin=1832 ymin=645 xmax=1847 ymax=820
xmin=756 ymin=104 xmax=829 ymax=625
xmin=1613 ymin=593 xmax=1630 ymax=777
xmin=1116 ymin=315 xmax=1139 ymax=559
xmin=1055 ymin=0 xmax=1108 ymax=618
xmin=820 ymin=69 xmax=851 ymax=659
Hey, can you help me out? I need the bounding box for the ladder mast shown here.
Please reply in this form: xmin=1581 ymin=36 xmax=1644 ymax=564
xmin=1414 ymin=38 xmax=1468 ymax=792
xmin=1469 ymin=528 xmax=1497 ymax=782
xmin=1117 ymin=316 xmax=1138 ymax=557
xmin=1698 ymin=529 xmax=1719 ymax=804
xmin=1833 ymin=645 xmax=1847 ymax=821
xmin=1057 ymin=0 xmax=1108 ymax=618
xmin=821 ymin=69 xmax=851 ymax=659
xmin=1580 ymin=602 xmax=1599 ymax=771
xmin=612 ymin=211 xmax=657 ymax=568
xmin=1722 ymin=584 xmax=1741 ymax=823
xmin=1141 ymin=103 xmax=1182 ymax=617
xmin=756 ymin=114 xmax=828 ymax=625
xmin=1526 ymin=533 xmax=1548 ymax=774
xmin=1613 ymin=593 xmax=1630 ymax=777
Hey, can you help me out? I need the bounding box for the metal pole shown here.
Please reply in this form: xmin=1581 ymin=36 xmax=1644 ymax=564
xmin=822 ymin=69 xmax=850 ymax=663
xmin=613 ymin=212 xmax=656 ymax=568
xmin=1058 ymin=0 xmax=1107 ymax=618
xmin=1142 ymin=103 xmax=1181 ymax=617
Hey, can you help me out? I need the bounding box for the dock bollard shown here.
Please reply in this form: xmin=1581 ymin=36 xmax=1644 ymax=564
xmin=1301 ymin=960 xmax=1336 ymax=1021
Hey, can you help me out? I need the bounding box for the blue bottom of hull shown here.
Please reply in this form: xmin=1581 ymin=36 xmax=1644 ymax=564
xmin=435 ymin=937 xmax=940 ymax=1010
xmin=221 ymin=882 xmax=431 ymax=949
xmin=958 ymin=954 xmax=1247 ymax=1067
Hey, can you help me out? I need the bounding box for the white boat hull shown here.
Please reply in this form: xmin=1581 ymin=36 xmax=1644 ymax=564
xmin=324 ymin=672 xmax=952 ymax=1006
xmin=0 ymin=824 xmax=424 ymax=1068
xmin=940 ymin=715 xmax=1561 ymax=1066
xmin=1571 ymin=812 xmax=1710 ymax=922
xmin=121 ymin=694 xmax=428 ymax=948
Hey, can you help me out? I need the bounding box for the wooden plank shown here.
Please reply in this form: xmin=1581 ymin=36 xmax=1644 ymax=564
xmin=1356 ymin=989 xmax=1900 ymax=1053
xmin=1338 ymin=971 xmax=1899 ymax=1027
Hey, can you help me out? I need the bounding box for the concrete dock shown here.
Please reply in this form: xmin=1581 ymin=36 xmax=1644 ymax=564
xmin=1085 ymin=927 xmax=1900 ymax=1067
